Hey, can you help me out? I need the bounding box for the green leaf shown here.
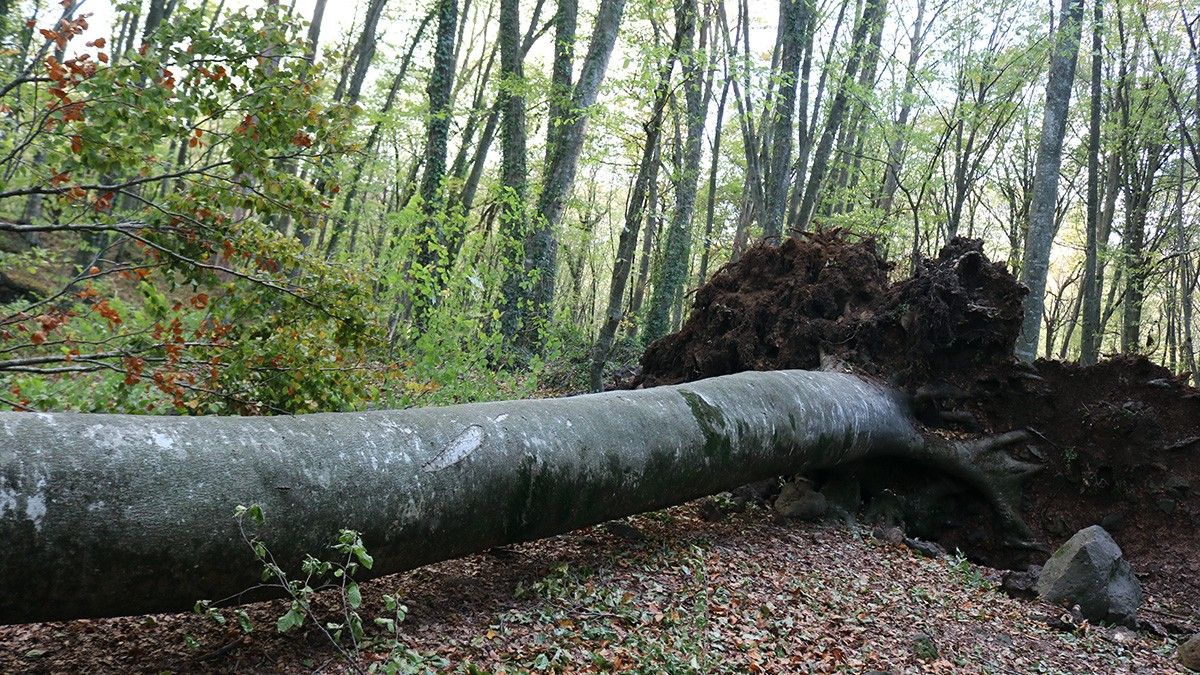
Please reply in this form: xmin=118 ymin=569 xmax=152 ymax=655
xmin=276 ymin=603 xmax=305 ymax=633
xmin=346 ymin=581 xmax=362 ymax=609
xmin=235 ymin=609 xmax=253 ymax=633
xmin=353 ymin=545 xmax=373 ymax=570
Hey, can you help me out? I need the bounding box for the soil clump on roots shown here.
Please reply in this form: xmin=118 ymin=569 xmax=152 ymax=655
xmin=636 ymin=231 xmax=1200 ymax=626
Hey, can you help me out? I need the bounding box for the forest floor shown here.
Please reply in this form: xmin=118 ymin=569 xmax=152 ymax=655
xmin=0 ymin=502 xmax=1191 ymax=673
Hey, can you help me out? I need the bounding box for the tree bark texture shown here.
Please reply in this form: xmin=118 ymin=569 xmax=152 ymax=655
xmin=0 ymin=365 xmax=1041 ymax=624
xmin=1015 ymin=0 xmax=1085 ymax=362
xmin=0 ymin=369 xmax=1035 ymax=624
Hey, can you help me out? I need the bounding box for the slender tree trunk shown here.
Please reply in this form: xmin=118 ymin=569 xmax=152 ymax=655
xmin=328 ymin=11 xmax=436 ymax=256
xmin=1179 ymin=141 xmax=1197 ymax=382
xmin=792 ymin=0 xmax=887 ymax=232
xmin=1015 ymin=0 xmax=1085 ymax=362
xmin=588 ymin=24 xmax=683 ymax=390
xmin=545 ymin=0 xmax=579 ymax=168
xmin=1079 ymin=0 xmax=1103 ymax=365
xmin=698 ymin=78 xmax=731 ymax=285
xmin=142 ymin=0 xmax=167 ymax=40
xmin=644 ymin=0 xmax=707 ymax=345
xmin=507 ymin=0 xmax=627 ymax=352
xmin=304 ymin=0 xmax=329 ymax=63
xmin=337 ymin=0 xmax=388 ymax=106
xmin=498 ymin=0 xmax=530 ymax=344
xmin=412 ymin=0 xmax=460 ymax=321
xmin=762 ymin=0 xmax=808 ymax=240
xmin=877 ymin=0 xmax=927 ymax=216
xmin=628 ymin=144 xmax=662 ymax=331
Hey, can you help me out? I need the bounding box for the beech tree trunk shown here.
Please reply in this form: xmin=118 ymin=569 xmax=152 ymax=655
xmin=0 ymin=370 xmax=1038 ymax=625
xmin=1079 ymin=0 xmax=1103 ymax=366
xmin=588 ymin=22 xmax=682 ymax=390
xmin=1015 ymin=0 xmax=1085 ymax=362
xmin=506 ymin=0 xmax=627 ymax=352
xmin=643 ymin=0 xmax=707 ymax=345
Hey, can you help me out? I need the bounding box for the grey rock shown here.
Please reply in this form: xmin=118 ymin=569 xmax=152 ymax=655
xmin=603 ymin=521 xmax=646 ymax=542
xmin=903 ymin=537 xmax=946 ymax=559
xmin=864 ymin=489 xmax=904 ymax=526
xmin=873 ymin=525 xmax=905 ymax=546
xmin=1180 ymin=634 xmax=1200 ymax=672
xmin=775 ymin=480 xmax=828 ymax=520
xmin=733 ymin=478 xmax=780 ymax=505
xmin=1099 ymin=511 xmax=1126 ymax=532
xmin=1001 ymin=565 xmax=1042 ymax=598
xmin=1036 ymin=525 xmax=1143 ymax=627
xmin=1155 ymin=497 xmax=1178 ymax=515
xmin=696 ymin=498 xmax=725 ymax=522
xmin=1045 ymin=513 xmax=1073 ymax=537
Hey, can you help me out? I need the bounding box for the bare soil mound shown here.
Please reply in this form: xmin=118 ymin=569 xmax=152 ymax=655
xmin=637 ymin=232 xmax=1199 ymax=624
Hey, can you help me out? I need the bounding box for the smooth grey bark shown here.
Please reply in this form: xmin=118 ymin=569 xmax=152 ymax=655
xmin=628 ymin=143 xmax=662 ymax=330
xmin=304 ymin=0 xmax=328 ymax=63
xmin=877 ymin=0 xmax=932 ymax=216
xmin=0 ymin=369 xmax=1036 ymax=624
xmin=1015 ymin=0 xmax=1085 ymax=363
xmin=1079 ymin=0 xmax=1103 ymax=366
xmin=719 ymin=0 xmax=765 ymax=253
xmin=326 ymin=10 xmax=436 ymax=258
xmin=1178 ymin=142 xmax=1197 ymax=382
xmin=507 ymin=0 xmax=627 ymax=353
xmin=698 ymin=76 xmax=731 ymax=285
xmin=334 ymin=0 xmax=388 ymax=106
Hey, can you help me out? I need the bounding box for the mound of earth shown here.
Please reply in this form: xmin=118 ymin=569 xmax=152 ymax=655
xmin=637 ymin=231 xmax=1200 ymax=625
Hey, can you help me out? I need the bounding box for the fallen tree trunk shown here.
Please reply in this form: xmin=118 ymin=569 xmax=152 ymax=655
xmin=0 ymin=369 xmax=1034 ymax=624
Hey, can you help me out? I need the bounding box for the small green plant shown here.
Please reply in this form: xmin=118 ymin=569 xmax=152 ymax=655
xmin=192 ymin=505 xmax=411 ymax=674
xmin=948 ymin=550 xmax=991 ymax=591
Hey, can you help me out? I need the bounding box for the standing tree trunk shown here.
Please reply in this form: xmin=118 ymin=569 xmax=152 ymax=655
xmin=588 ymin=19 xmax=684 ymax=389
xmin=1079 ymin=0 xmax=1103 ymax=366
xmin=506 ymin=0 xmax=627 ymax=353
xmin=1015 ymin=0 xmax=1085 ymax=363
xmin=545 ymin=0 xmax=579 ymax=169
xmin=1178 ymin=141 xmax=1198 ymax=382
xmin=644 ymin=0 xmax=708 ymax=345
xmin=412 ymin=0 xmax=460 ymax=320
xmin=304 ymin=0 xmax=329 ymax=62
xmin=792 ymin=0 xmax=887 ymax=232
xmin=698 ymin=77 xmax=731 ymax=285
xmin=498 ymin=0 xmax=531 ymax=343
xmin=877 ymin=0 xmax=930 ymax=216
xmin=0 ymin=369 xmax=1038 ymax=624
xmin=336 ymin=0 xmax=389 ymax=106
xmin=761 ymin=0 xmax=808 ymax=240
xmin=628 ymin=143 xmax=662 ymax=330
